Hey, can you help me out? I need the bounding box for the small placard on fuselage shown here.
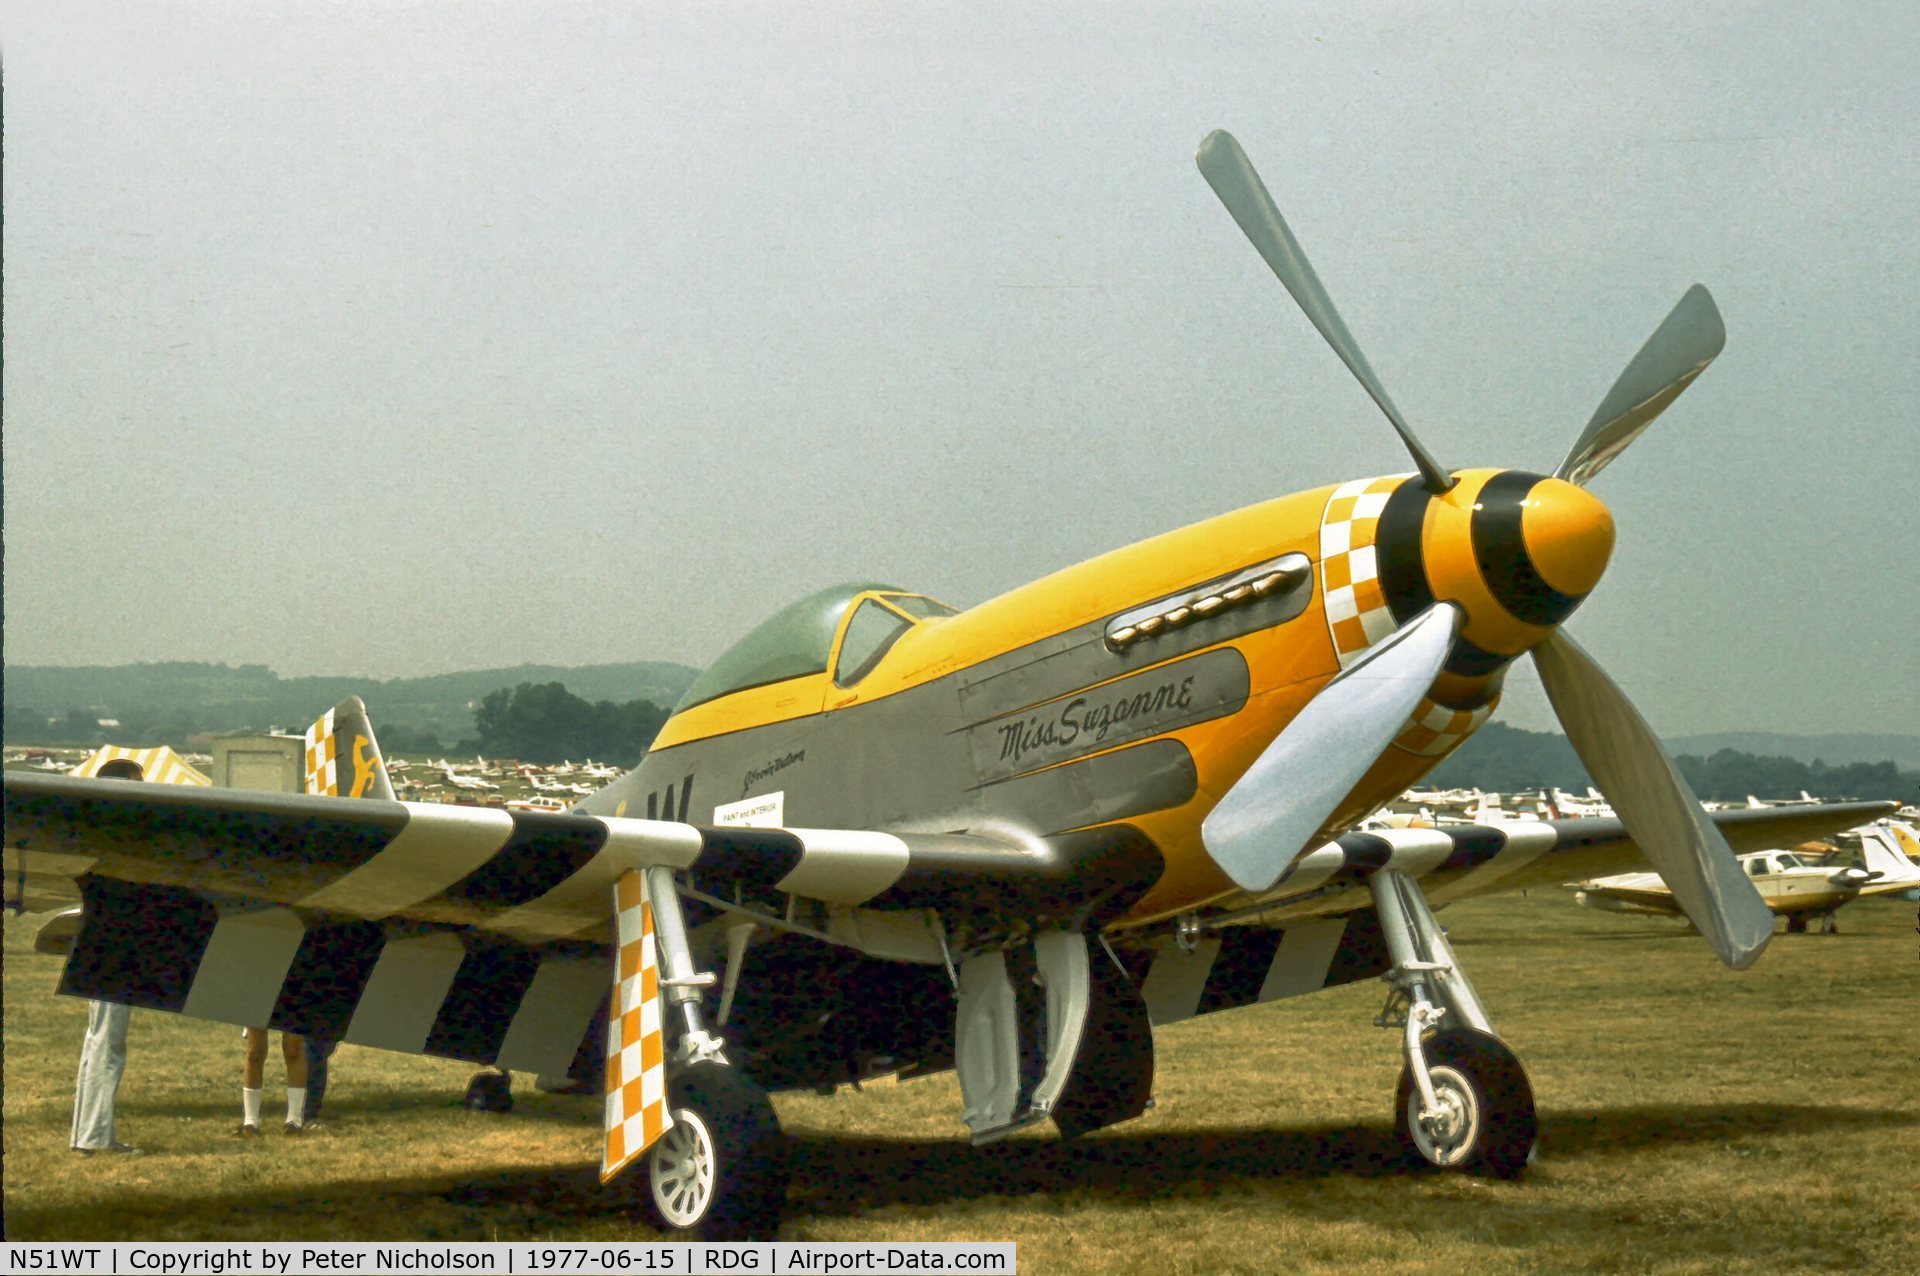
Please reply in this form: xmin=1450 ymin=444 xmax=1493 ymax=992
xmin=713 ymin=791 xmax=785 ymax=827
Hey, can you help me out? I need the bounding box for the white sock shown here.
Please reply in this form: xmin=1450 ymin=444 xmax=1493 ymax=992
xmin=242 ymin=1086 xmax=262 ymax=1126
xmin=286 ymin=1087 xmax=307 ymax=1126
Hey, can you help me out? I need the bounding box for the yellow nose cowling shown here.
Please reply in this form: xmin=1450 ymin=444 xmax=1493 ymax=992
xmin=1520 ymin=478 xmax=1615 ymax=600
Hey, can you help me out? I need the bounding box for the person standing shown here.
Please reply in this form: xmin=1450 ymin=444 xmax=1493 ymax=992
xmin=72 ymin=999 xmax=138 ymax=1155
xmin=239 ymin=1027 xmax=309 ymax=1135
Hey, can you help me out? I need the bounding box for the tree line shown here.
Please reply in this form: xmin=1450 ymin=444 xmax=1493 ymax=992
xmin=469 ymin=682 xmax=670 ymax=765
xmin=6 ymin=681 xmax=673 ymax=768
xmin=1427 ymin=722 xmax=1918 ymax=803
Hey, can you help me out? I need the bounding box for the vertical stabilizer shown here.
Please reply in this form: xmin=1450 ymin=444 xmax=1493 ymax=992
xmin=303 ymin=697 xmax=395 ymax=801
xmin=1859 ymin=823 xmax=1920 ymax=885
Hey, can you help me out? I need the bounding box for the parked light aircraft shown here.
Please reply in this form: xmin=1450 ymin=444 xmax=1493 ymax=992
xmin=1 ymin=132 xmax=1892 ymax=1239
xmin=1399 ymin=785 xmax=1482 ymax=809
xmin=1745 ymin=791 xmax=1822 ymax=809
xmin=1575 ymin=821 xmax=1920 ymax=932
xmin=506 ymin=796 xmax=572 ymax=815
xmin=1550 ymin=787 xmax=1614 ymax=819
xmin=440 ymin=767 xmax=500 ymax=792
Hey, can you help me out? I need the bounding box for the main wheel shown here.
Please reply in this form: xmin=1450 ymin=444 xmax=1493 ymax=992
xmin=1394 ymin=1028 xmax=1536 ymax=1179
xmin=643 ymin=1063 xmax=787 ymax=1241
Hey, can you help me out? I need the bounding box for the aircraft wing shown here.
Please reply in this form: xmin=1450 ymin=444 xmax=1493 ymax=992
xmin=1249 ymin=800 xmax=1898 ymax=918
xmin=4 ymin=772 xmax=1161 ymax=1082
xmin=1565 ymin=877 xmax=1683 ymax=915
xmin=5 ymin=774 xmax=1896 ymax=1087
xmin=8 ymin=774 xmax=1889 ymax=931
xmin=3 ymin=772 xmax=1156 ymax=942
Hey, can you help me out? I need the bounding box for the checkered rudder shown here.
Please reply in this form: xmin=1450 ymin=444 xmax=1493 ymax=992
xmin=303 ymin=709 xmax=339 ymax=797
xmin=601 ymin=870 xmax=672 ymax=1183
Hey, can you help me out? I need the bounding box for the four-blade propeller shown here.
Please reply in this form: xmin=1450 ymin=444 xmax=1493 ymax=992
xmin=1195 ymin=129 xmax=1767 ymax=968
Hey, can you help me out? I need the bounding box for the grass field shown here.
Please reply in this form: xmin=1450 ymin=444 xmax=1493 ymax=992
xmin=5 ymin=891 xmax=1916 ymax=1272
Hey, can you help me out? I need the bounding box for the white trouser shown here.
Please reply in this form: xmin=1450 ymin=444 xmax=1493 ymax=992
xmin=72 ymin=1000 xmax=132 ymax=1150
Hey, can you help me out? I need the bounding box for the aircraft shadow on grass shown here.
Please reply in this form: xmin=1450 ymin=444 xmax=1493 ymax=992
xmin=440 ymin=1102 xmax=1911 ymax=1220
xmin=11 ymin=1103 xmax=1909 ymax=1240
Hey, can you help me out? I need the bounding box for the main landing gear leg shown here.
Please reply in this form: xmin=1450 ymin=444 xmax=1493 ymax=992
xmin=634 ymin=866 xmax=787 ymax=1241
xmin=1368 ymin=868 xmax=1537 ymax=1179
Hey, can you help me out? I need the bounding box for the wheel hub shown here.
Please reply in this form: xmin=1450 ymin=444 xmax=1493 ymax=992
xmin=649 ymin=1108 xmax=718 ymax=1229
xmin=1411 ymin=1065 xmax=1480 ymax=1166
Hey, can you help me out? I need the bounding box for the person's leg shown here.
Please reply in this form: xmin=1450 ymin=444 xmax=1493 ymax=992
xmin=243 ymin=1027 xmax=268 ymax=1089
xmin=71 ymin=1001 xmax=129 ymax=1150
xmin=241 ymin=1027 xmax=268 ymax=1131
xmin=281 ymin=1033 xmax=308 ymax=1130
xmin=302 ymin=1035 xmax=335 ymax=1121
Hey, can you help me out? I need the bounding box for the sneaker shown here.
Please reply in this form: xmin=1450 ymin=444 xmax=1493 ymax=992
xmin=284 ymin=1121 xmax=304 ymax=1136
xmin=234 ymin=1123 xmax=262 ymax=1137
xmin=73 ymin=1142 xmax=141 ymax=1155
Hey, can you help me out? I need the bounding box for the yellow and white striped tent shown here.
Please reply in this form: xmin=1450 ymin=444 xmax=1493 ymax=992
xmin=70 ymin=744 xmax=211 ymax=787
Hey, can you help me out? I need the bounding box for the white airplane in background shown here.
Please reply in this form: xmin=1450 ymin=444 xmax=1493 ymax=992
xmin=1575 ymin=821 xmax=1920 ymax=933
xmin=1825 ymin=820 xmax=1920 ymax=900
xmin=1745 ymin=791 xmax=1822 ymax=809
xmin=1401 ymin=785 xmax=1480 ymax=807
xmin=505 ymin=796 xmax=570 ymax=815
xmin=440 ymin=767 xmax=499 ymax=792
xmin=1466 ymin=793 xmax=1549 ymax=825
xmin=1552 ymin=788 xmax=1613 ymax=819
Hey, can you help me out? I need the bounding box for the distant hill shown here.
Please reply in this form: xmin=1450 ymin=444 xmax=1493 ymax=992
xmin=1667 ymin=732 xmax=1920 ymax=772
xmin=2 ymin=660 xmax=701 ymax=747
xmin=1428 ymin=722 xmax=1919 ymax=803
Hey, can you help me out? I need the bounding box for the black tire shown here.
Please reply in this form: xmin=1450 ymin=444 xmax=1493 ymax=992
xmin=1786 ymin=915 xmax=1809 ymax=934
xmin=463 ymin=1069 xmax=513 ymax=1114
xmin=640 ymin=1062 xmax=787 ymax=1241
xmin=1394 ymin=1028 xmax=1536 ymax=1179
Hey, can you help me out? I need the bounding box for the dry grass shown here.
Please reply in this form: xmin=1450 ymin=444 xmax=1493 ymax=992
xmin=5 ymin=891 xmax=1917 ymax=1271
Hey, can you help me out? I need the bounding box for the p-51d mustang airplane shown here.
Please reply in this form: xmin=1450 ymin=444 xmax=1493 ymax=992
xmin=3 ymin=131 xmax=1891 ymax=1238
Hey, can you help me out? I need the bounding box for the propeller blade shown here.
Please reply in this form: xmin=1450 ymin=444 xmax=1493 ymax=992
xmin=1533 ymin=630 xmax=1774 ymax=969
xmin=1195 ymin=129 xmax=1454 ymax=495
xmin=1203 ymin=604 xmax=1458 ymax=892
xmin=1556 ymin=285 xmax=1726 ymax=488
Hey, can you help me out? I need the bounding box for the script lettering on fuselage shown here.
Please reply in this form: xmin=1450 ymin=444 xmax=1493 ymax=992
xmin=966 ymin=647 xmax=1250 ymax=784
xmin=998 ymin=676 xmax=1193 ymax=764
xmin=741 ymin=749 xmax=806 ymax=797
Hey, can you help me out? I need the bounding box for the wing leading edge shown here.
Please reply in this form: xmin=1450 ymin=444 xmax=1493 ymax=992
xmin=3 ymin=772 xmax=1162 ymax=940
xmin=1240 ymin=800 xmax=1899 ymax=920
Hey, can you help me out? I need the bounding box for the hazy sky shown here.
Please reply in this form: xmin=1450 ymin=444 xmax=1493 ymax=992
xmin=4 ymin=1 xmax=1916 ymax=736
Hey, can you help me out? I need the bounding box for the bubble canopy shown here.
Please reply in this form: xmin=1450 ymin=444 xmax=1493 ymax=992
xmin=674 ymin=583 xmax=954 ymax=712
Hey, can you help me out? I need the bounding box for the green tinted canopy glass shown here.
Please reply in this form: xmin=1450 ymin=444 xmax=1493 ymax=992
xmin=675 ymin=582 xmax=900 ymax=711
xmin=834 ymin=599 xmax=915 ymax=687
